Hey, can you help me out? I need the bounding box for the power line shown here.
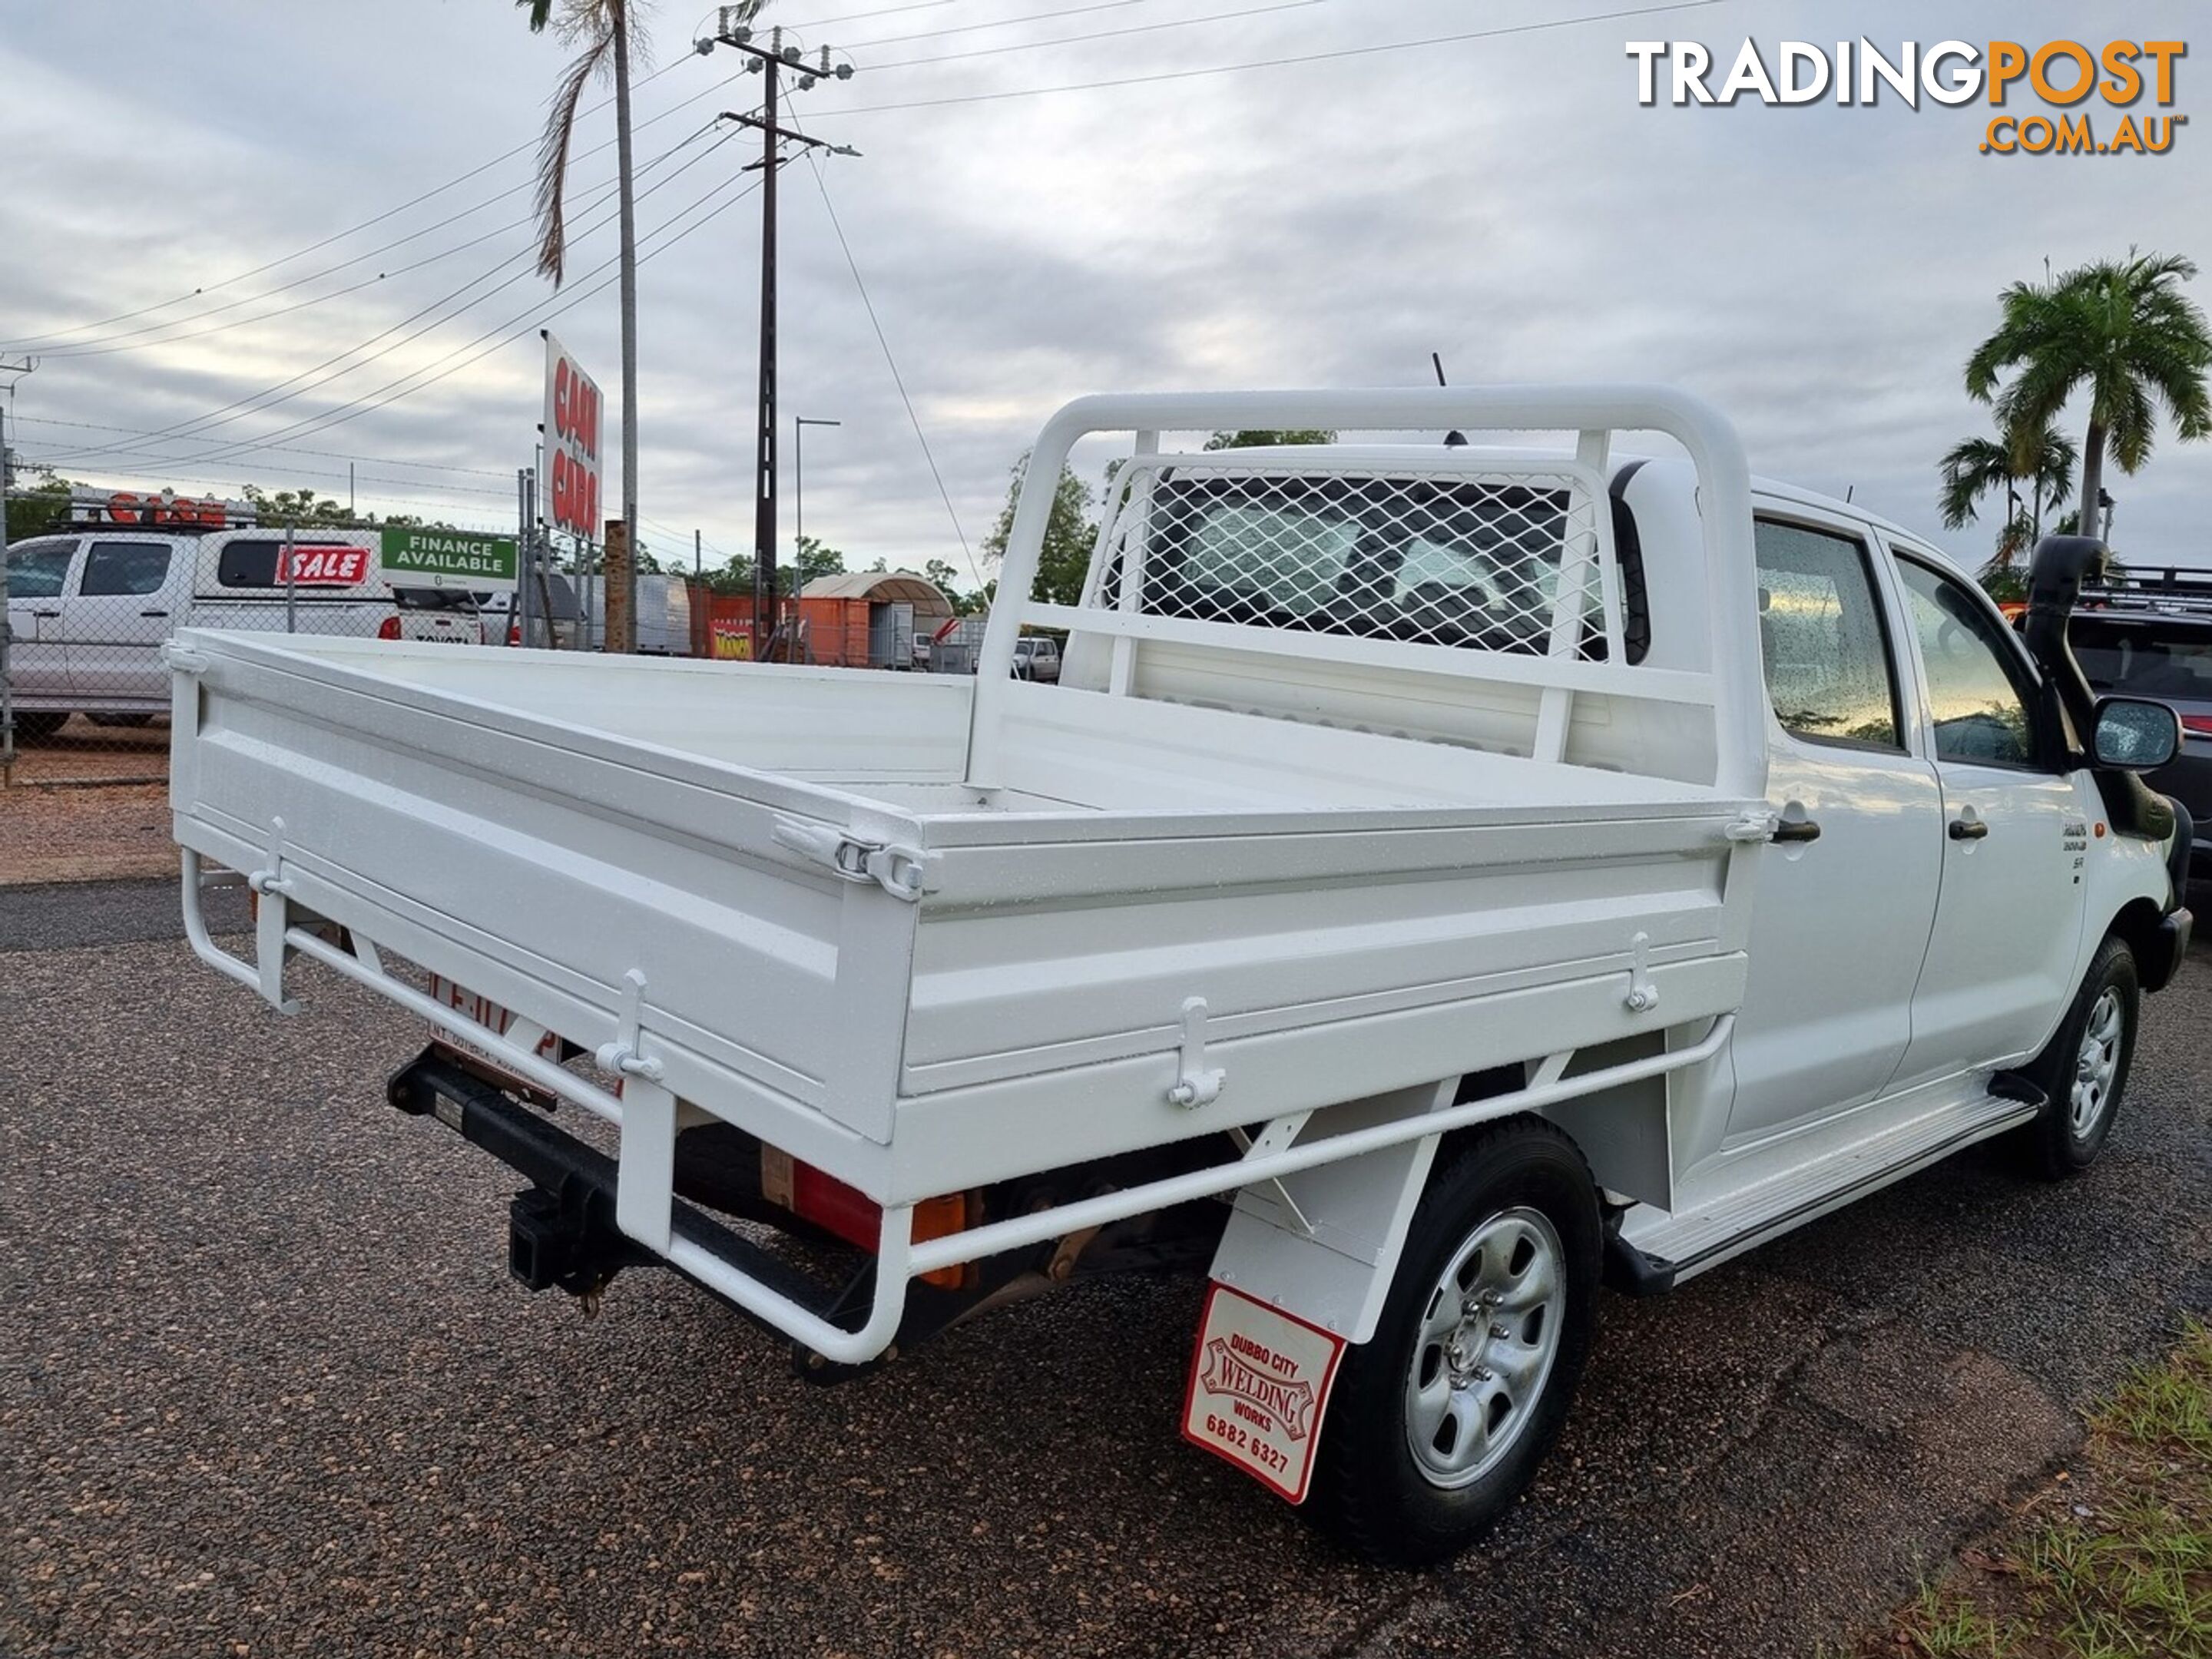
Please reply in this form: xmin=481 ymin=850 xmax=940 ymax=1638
xmin=863 ymin=0 xmax=1325 ymax=72
xmin=806 ymin=153 xmax=975 ymax=584
xmin=33 ymin=161 xmax=633 ymax=365
xmin=786 ymin=0 xmax=955 ymax=28
xmin=161 ymin=172 xmax=767 ymax=469
xmin=0 ymin=54 xmax=697 ymax=352
xmin=28 ymin=124 xmax=719 ymax=363
xmin=845 ymin=0 xmax=1151 ymax=50
xmin=16 ymin=448 xmax=513 ymax=499
xmin=815 ymin=0 xmax=1727 ymax=114
xmin=37 ymin=125 xmax=745 ymax=470
xmin=11 ymin=416 xmax=513 ymax=478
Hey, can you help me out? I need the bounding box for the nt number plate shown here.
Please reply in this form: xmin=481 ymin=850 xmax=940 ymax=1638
xmin=1180 ymin=1283 xmax=1346 ymax=1505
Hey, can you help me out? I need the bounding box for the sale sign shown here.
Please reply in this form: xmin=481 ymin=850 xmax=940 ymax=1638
xmin=543 ymin=330 xmax=602 ymax=541
xmin=276 ymin=545 xmax=371 ymax=586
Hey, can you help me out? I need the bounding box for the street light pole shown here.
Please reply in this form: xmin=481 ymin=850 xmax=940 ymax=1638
xmin=795 ymin=415 xmax=840 ymax=590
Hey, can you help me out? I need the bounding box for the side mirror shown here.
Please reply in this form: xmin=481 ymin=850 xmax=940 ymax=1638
xmin=2091 ymin=696 xmax=2181 ymax=770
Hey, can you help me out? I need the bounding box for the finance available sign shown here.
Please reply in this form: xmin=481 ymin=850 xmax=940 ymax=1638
xmin=543 ymin=330 xmax=603 ymax=542
xmin=379 ymin=528 xmax=518 ymax=591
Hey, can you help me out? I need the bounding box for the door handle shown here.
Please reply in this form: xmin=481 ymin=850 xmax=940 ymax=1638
xmin=140 ymin=609 xmax=169 ymax=618
xmin=1771 ymin=817 xmax=1822 ymax=843
xmin=32 ymin=608 xmax=59 ymax=618
xmin=1949 ymin=817 xmax=1988 ymax=841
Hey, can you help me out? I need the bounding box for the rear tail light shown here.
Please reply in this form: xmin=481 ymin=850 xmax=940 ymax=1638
xmin=2181 ymin=714 xmax=2212 ymax=737
xmin=762 ymin=1147 xmax=972 ymax=1289
xmin=507 ymin=621 xmax=522 ymax=647
xmin=377 ymin=615 xmax=402 ymax=641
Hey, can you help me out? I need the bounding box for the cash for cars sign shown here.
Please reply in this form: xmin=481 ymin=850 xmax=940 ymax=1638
xmin=379 ymin=528 xmax=518 ymax=591
xmin=543 ymin=330 xmax=602 ymax=541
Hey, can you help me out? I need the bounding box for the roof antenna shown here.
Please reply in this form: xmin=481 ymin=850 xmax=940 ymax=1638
xmin=1433 ymin=353 xmax=1468 ymax=447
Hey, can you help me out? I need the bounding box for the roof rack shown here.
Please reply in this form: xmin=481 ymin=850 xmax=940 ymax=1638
xmin=2077 ymin=565 xmax=2212 ymax=618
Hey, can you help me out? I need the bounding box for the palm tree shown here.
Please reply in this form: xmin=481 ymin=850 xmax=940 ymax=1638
xmin=1937 ymin=422 xmax=2075 ymax=571
xmin=518 ymin=0 xmax=651 ymax=652
xmin=1965 ymin=250 xmax=2212 ymax=548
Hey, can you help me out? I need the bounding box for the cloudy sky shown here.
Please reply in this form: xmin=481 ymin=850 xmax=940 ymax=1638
xmin=2 ymin=0 xmax=2207 ymax=587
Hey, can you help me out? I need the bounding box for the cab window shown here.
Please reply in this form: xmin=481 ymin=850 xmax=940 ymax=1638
xmin=1752 ymin=519 xmax=1903 ymax=751
xmin=5 ymin=538 xmax=77 ymax=599
xmin=1896 ymin=559 xmax=2038 ymax=767
xmin=80 ymin=541 xmax=176 ymax=597
xmin=215 ymin=539 xmax=285 ymax=588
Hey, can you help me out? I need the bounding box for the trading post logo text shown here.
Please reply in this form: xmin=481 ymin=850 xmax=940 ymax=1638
xmin=1628 ymin=39 xmax=2187 ymax=156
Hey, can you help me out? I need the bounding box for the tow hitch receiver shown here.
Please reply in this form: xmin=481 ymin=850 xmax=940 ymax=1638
xmin=387 ymin=1047 xmax=651 ymax=1299
xmin=384 ymin=1047 xmax=873 ymax=1343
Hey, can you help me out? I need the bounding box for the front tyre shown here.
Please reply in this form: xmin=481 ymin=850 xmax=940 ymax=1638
xmin=2019 ymin=933 xmax=2140 ymax=1180
xmin=1310 ymin=1118 xmax=1600 ymax=1567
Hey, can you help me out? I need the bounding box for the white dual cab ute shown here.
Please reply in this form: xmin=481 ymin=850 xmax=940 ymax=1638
xmin=5 ymin=525 xmax=485 ymax=736
xmin=169 ymin=388 xmax=2191 ymax=1565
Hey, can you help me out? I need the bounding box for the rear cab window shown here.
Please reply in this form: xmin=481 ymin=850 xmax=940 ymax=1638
xmin=208 ymin=535 xmax=375 ymax=591
xmin=1750 ymin=518 xmax=1904 ymax=751
xmin=81 ymin=541 xmax=178 ymax=597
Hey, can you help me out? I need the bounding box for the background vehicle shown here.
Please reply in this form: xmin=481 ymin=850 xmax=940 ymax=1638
xmin=2061 ymin=567 xmax=2212 ymax=882
xmin=2 ymin=526 xmax=462 ymax=736
xmin=1010 ymin=634 xmax=1061 ymax=681
xmin=169 ymin=389 xmax=2187 ymax=1566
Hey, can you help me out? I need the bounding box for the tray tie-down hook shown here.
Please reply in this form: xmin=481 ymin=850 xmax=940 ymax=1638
xmin=1624 ymin=930 xmax=1660 ymax=1014
xmin=594 ymin=969 xmax=665 ymax=1082
xmin=1167 ymin=996 xmax=1226 ymax=1108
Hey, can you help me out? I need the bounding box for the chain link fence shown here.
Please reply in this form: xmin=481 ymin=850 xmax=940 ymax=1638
xmin=2 ymin=519 xmax=740 ymax=787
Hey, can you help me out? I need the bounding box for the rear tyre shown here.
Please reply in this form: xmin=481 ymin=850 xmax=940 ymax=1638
xmin=1309 ymin=1117 xmax=1600 ymax=1567
xmin=11 ymin=711 xmax=68 ymax=743
xmin=2018 ymin=934 xmax=2139 ymax=1180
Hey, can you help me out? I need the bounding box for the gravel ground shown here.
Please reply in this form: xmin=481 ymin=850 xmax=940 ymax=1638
xmin=2 ymin=881 xmax=2209 ymax=1658
xmin=2 ymin=718 xmax=169 ymax=788
xmin=0 ymin=784 xmax=176 ymax=886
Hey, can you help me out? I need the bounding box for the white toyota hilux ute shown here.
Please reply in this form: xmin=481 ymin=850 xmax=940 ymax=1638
xmin=167 ymin=389 xmax=2191 ymax=1566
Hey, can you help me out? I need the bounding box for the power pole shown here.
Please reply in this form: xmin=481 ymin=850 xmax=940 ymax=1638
xmin=0 ymin=355 xmax=34 ymax=787
xmin=700 ymin=8 xmax=856 ymax=656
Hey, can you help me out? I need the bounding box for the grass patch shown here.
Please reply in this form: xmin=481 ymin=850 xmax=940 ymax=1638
xmin=1872 ymin=1320 xmax=2212 ymax=1658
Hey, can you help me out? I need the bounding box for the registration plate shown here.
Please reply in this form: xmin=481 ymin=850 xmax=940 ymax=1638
xmin=425 ymin=974 xmax=561 ymax=1087
xmin=1180 ymin=1283 xmax=1347 ymax=1504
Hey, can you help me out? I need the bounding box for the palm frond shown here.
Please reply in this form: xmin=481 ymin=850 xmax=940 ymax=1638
xmin=533 ymin=8 xmax=617 ymax=285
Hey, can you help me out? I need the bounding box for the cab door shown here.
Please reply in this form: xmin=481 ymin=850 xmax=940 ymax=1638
xmin=1716 ymin=515 xmax=1945 ymax=1149
xmin=61 ymin=538 xmax=184 ymax=704
xmin=3 ymin=535 xmax=81 ymax=704
xmin=1883 ymin=550 xmax=2088 ymax=1090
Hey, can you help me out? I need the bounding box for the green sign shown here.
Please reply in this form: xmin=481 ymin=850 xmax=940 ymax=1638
xmin=379 ymin=528 xmax=518 ymax=591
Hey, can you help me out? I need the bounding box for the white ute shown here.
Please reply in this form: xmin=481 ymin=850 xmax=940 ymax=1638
xmin=169 ymin=389 xmax=2192 ymax=1565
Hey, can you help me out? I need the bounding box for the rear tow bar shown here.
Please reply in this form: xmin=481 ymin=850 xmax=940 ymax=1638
xmin=386 ymin=1048 xmax=838 ymax=1328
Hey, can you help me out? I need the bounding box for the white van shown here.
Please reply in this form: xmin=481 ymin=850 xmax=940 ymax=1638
xmin=3 ymin=527 xmax=482 ymax=737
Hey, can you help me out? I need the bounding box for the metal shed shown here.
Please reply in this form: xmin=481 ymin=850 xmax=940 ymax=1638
xmin=798 ymin=571 xmax=957 ymax=669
